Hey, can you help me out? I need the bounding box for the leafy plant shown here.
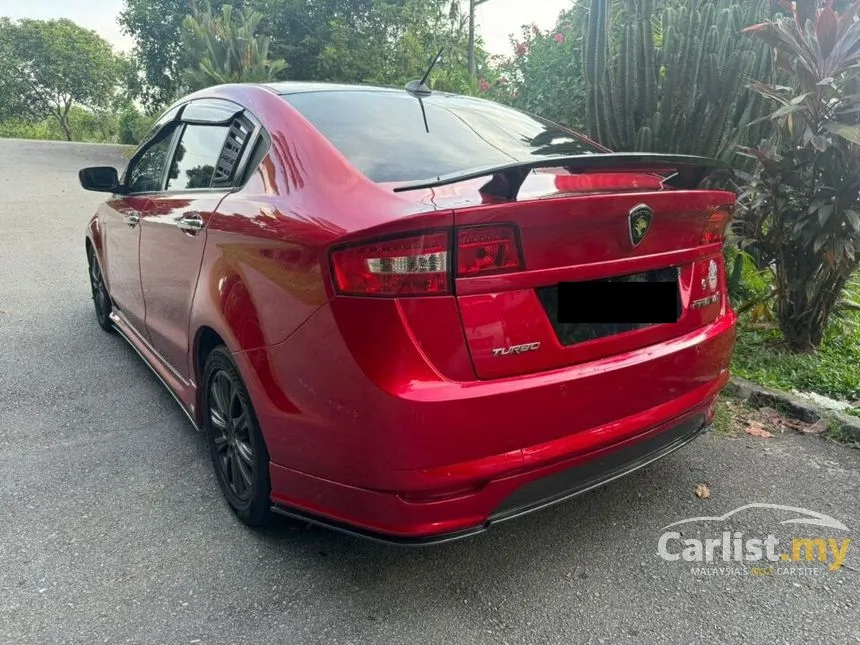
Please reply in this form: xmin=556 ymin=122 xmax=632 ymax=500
xmin=182 ymin=3 xmax=287 ymax=91
xmin=725 ymin=246 xmax=777 ymax=322
xmin=735 ymin=1 xmax=860 ymax=352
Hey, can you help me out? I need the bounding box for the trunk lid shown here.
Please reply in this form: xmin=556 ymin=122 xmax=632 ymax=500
xmin=453 ymin=184 xmax=734 ymax=380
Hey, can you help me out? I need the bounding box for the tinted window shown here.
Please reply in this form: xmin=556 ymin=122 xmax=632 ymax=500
xmin=282 ymin=91 xmax=602 ymax=183
xmin=126 ymin=128 xmax=178 ymax=194
xmin=166 ymin=123 xmax=230 ymax=191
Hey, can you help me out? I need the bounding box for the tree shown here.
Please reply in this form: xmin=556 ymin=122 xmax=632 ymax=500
xmin=119 ymin=0 xmax=234 ymax=110
xmin=120 ymin=0 xmax=478 ymax=104
xmin=322 ymin=0 xmax=476 ymax=90
xmin=582 ymin=0 xmax=775 ymax=160
xmin=182 ymin=3 xmax=287 ymax=91
xmin=735 ymin=2 xmax=860 ymax=351
xmin=117 ymin=103 xmax=157 ymax=144
xmin=250 ymin=0 xmax=476 ymax=89
xmin=0 ymin=18 xmax=118 ymax=140
xmin=0 ymin=19 xmax=32 ymax=122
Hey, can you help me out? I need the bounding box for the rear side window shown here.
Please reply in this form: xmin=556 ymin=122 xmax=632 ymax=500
xmin=166 ymin=123 xmax=231 ymax=191
xmin=282 ymin=91 xmax=602 ymax=183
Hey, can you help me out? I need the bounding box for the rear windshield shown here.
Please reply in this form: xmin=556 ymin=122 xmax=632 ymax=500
xmin=281 ymin=90 xmax=602 ymax=183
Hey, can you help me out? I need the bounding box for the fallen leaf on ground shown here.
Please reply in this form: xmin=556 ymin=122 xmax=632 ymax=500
xmin=694 ymin=483 xmax=711 ymax=499
xmin=758 ymin=407 xmax=783 ymax=425
xmin=745 ymin=420 xmax=774 ymax=438
xmin=800 ymin=419 xmax=829 ymax=435
xmin=780 ymin=417 xmax=808 ymax=431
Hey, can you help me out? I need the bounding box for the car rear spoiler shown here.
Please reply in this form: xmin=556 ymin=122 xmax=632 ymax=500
xmin=392 ymin=153 xmax=731 ymax=201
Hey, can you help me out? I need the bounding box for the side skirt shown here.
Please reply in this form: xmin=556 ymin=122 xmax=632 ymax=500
xmin=110 ymin=312 xmax=201 ymax=431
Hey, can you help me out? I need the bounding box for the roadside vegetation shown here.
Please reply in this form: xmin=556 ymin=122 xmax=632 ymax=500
xmin=1 ymin=0 xmax=859 ymax=406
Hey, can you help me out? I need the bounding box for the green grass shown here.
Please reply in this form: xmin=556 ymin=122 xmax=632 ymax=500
xmin=712 ymin=398 xmax=742 ymax=436
xmin=732 ymin=323 xmax=860 ymax=402
xmin=731 ymin=273 xmax=860 ymax=403
xmin=824 ymin=417 xmax=860 ymax=448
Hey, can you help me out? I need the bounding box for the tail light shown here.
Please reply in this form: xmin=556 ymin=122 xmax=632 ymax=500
xmin=700 ymin=206 xmax=733 ymax=245
xmin=331 ymin=232 xmax=450 ymax=296
xmin=330 ymin=225 xmax=525 ymax=296
xmin=457 ymin=225 xmax=523 ymax=277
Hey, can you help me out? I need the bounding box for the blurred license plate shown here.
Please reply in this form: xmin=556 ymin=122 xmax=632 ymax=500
xmin=556 ymin=268 xmax=680 ymax=325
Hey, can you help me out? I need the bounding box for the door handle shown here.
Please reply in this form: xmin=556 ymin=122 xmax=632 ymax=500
xmin=176 ymin=212 xmax=205 ymax=233
xmin=123 ymin=212 xmax=140 ymax=228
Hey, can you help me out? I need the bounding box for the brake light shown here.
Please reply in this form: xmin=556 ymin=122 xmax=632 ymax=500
xmin=700 ymin=206 xmax=733 ymax=245
xmin=331 ymin=232 xmax=450 ymax=296
xmin=457 ymin=225 xmax=523 ymax=277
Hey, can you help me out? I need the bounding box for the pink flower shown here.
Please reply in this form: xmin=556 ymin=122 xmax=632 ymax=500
xmin=515 ymin=41 xmax=528 ymax=57
xmin=479 ymin=79 xmax=490 ymax=92
xmin=554 ymin=32 xmax=565 ymax=44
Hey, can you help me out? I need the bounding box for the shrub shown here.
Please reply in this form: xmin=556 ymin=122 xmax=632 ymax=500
xmin=736 ymin=2 xmax=860 ymax=351
xmin=485 ymin=9 xmax=587 ymax=130
xmin=117 ymin=104 xmax=156 ymax=145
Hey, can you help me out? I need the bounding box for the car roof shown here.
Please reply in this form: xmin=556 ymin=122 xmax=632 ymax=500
xmin=264 ymin=81 xmax=404 ymax=96
xmin=262 ymin=81 xmax=463 ymax=99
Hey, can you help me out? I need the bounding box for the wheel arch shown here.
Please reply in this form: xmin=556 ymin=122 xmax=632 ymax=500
xmin=86 ymin=215 xmax=104 ymax=261
xmin=193 ymin=325 xmax=228 ymax=425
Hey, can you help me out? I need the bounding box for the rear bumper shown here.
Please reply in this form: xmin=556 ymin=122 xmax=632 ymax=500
xmin=270 ymin=407 xmax=712 ymax=545
xmin=235 ymin=302 xmax=735 ymax=542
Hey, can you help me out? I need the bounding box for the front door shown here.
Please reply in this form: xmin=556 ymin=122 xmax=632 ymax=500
xmin=139 ymin=120 xmax=233 ymax=380
xmin=102 ymin=126 xmax=180 ymax=336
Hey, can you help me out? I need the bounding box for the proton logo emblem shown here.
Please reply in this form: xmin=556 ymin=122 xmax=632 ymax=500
xmin=628 ymin=204 xmax=654 ymax=247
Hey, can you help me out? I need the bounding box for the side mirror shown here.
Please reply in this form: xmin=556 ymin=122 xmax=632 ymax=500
xmin=79 ymin=166 xmax=126 ymax=194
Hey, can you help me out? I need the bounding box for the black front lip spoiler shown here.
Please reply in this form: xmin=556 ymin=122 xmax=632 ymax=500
xmin=270 ymin=414 xmax=710 ymax=547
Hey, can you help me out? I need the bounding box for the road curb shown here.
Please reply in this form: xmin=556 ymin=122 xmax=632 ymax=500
xmin=725 ymin=376 xmax=860 ymax=442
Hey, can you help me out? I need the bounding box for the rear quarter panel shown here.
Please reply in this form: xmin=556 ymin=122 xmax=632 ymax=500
xmin=184 ymin=85 xmax=450 ymax=421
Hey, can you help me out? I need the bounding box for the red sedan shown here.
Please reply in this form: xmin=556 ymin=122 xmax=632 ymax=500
xmin=79 ymin=82 xmax=736 ymax=544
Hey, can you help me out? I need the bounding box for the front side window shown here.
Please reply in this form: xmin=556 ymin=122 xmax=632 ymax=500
xmin=125 ymin=127 xmax=179 ymax=194
xmin=166 ymin=123 xmax=231 ymax=191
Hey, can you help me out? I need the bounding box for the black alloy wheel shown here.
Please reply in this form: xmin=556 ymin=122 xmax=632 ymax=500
xmin=203 ymin=347 xmax=271 ymax=526
xmin=88 ymin=249 xmax=113 ymax=332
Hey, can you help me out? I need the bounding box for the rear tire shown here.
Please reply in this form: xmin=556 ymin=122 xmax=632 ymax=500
xmin=202 ymin=347 xmax=271 ymax=527
xmin=87 ymin=247 xmax=113 ymax=333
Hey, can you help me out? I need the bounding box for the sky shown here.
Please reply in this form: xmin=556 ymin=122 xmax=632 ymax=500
xmin=0 ymin=0 xmax=572 ymax=57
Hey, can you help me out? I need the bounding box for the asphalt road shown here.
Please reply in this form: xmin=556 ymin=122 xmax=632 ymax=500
xmin=0 ymin=138 xmax=858 ymax=645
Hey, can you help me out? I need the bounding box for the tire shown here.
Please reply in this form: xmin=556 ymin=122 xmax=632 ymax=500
xmin=87 ymin=247 xmax=113 ymax=333
xmin=202 ymin=346 xmax=272 ymax=527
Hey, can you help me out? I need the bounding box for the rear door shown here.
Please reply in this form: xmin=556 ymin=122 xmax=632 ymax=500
xmin=139 ymin=99 xmax=253 ymax=379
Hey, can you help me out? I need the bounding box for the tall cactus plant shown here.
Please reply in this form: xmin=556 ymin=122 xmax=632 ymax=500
xmin=583 ymin=0 xmax=774 ymax=161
